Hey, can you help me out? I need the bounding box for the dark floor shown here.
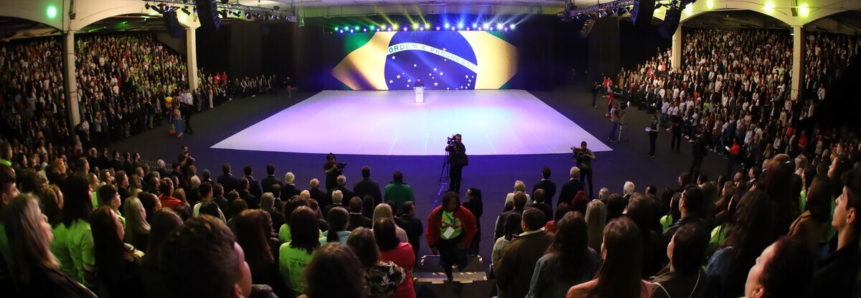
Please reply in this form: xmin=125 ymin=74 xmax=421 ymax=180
xmin=110 ymin=86 xmax=730 ymax=264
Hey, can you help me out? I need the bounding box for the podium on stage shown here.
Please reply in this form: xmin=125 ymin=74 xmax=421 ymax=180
xmin=415 ymin=86 xmax=424 ymax=103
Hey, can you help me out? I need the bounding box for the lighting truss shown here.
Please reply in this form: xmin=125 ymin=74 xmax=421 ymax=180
xmin=559 ymin=0 xmax=680 ymax=21
xmin=142 ymin=0 xmax=296 ymax=22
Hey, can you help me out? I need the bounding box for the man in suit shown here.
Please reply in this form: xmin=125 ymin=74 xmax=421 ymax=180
xmin=123 ymin=152 xmax=133 ymax=174
xmin=495 ymin=208 xmax=555 ymax=298
xmin=116 ymin=170 xmax=131 ymax=204
xmin=261 ymin=164 xmax=283 ymax=194
xmin=558 ymin=166 xmax=584 ymax=207
xmin=217 ymin=163 xmax=239 ymax=193
xmin=237 ymin=177 xmax=259 ymax=209
xmin=348 ymin=196 xmax=372 ymax=230
xmin=323 ymin=190 xmax=345 ymax=219
xmin=494 ymin=193 xmax=527 ymax=240
xmin=308 ymin=178 xmax=329 ymax=209
xmin=333 ymin=175 xmax=355 ymax=205
xmin=622 ymin=181 xmax=635 ymax=206
xmin=280 ymin=172 xmax=301 ymax=201
xmin=212 ymin=184 xmax=229 ymax=218
xmin=243 ymin=165 xmax=263 ymax=199
xmin=529 ymin=189 xmax=553 ymax=225
xmin=111 ymin=151 xmax=124 ymax=172
xmin=532 ymin=167 xmax=557 ymax=208
xmin=396 ymin=201 xmax=424 ymax=262
xmin=353 ymin=166 xmax=383 ymax=206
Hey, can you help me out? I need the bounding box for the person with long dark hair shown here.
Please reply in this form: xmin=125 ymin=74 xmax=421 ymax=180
xmin=50 ymin=174 xmax=97 ymax=287
xmin=527 ymin=212 xmax=600 ymax=298
xmin=627 ymin=194 xmax=664 ymax=278
xmin=463 ymin=187 xmax=483 ymax=255
xmin=301 ymin=243 xmax=368 ymax=298
xmin=567 ymin=217 xmax=651 ymax=298
xmin=651 ymin=223 xmax=709 ymax=298
xmin=348 ymin=227 xmax=406 ymax=298
xmin=322 ymin=207 xmax=351 ymax=244
xmin=140 ymin=209 xmax=183 ymax=298
xmin=376 ymin=218 xmax=416 ymax=298
xmin=3 ymin=195 xmax=96 ymax=297
xmin=706 ymin=190 xmax=776 ymax=298
xmin=91 ymin=206 xmax=145 ymax=298
xmin=789 ymin=176 xmax=832 ymax=253
xmin=764 ymin=154 xmax=798 ymax=236
xmin=235 ymin=209 xmax=289 ymax=297
xmin=744 ymin=237 xmax=814 ymax=298
xmin=279 ymin=206 xmax=320 ymax=297
xmin=426 ymin=191 xmax=477 ymax=281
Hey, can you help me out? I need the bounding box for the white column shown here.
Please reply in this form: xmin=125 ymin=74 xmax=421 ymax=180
xmin=672 ymin=27 xmax=682 ymax=72
xmin=186 ymin=27 xmax=199 ymax=92
xmin=63 ymin=30 xmax=80 ymax=135
xmin=791 ymin=25 xmax=803 ymax=101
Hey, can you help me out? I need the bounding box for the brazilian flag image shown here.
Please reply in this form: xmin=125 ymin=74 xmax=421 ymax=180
xmin=332 ymin=31 xmax=518 ymax=90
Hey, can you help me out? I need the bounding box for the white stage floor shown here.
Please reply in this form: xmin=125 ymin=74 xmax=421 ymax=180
xmin=212 ymin=90 xmax=611 ymax=156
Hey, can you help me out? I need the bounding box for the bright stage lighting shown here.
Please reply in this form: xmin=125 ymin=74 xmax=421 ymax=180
xmin=510 ymin=24 xmax=516 ymax=29
xmin=420 ymin=27 xmax=424 ymax=31
xmin=457 ymin=23 xmax=464 ymax=29
xmin=482 ymin=23 xmax=490 ymax=29
xmin=387 ymin=27 xmax=392 ymax=31
xmin=349 ymin=29 xmax=354 ymax=33
xmin=403 ymin=27 xmax=408 ymax=31
xmin=445 ymin=23 xmax=451 ymax=29
xmin=496 ymin=24 xmax=503 ymax=29
xmin=451 ymin=27 xmax=456 ymax=31
xmin=412 ymin=23 xmax=419 ymax=29
xmin=339 ymin=29 xmax=344 ymax=34
xmin=363 ymin=28 xmax=367 ymax=32
xmin=436 ymin=26 xmax=440 ymax=30
xmin=376 ymin=28 xmax=380 ymax=32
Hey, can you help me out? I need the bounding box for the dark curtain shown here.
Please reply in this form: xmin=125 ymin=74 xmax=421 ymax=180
xmin=196 ymin=24 xmax=231 ymax=75
xmin=229 ymin=22 xmax=263 ymax=78
xmin=552 ymin=19 xmax=590 ymax=87
xmin=620 ymin=20 xmax=670 ymax=72
xmin=261 ymin=23 xmax=296 ymax=80
xmin=518 ymin=16 xmax=557 ymax=90
xmin=293 ymin=24 xmax=326 ymax=92
xmin=588 ymin=17 xmax=620 ymax=81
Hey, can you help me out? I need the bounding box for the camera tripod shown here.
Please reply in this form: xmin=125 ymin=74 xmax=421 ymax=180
xmin=438 ymin=151 xmax=450 ymax=184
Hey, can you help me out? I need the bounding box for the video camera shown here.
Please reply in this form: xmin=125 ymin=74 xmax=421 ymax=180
xmin=571 ymin=146 xmax=589 ymax=162
xmin=447 ymin=134 xmax=458 ymax=145
xmin=336 ymin=162 xmax=347 ymax=170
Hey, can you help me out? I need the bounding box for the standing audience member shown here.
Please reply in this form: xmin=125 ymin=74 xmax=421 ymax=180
xmin=496 ymin=208 xmax=556 ymax=298
xmin=545 ymin=202 xmax=570 ymax=233
xmin=376 ymin=219 xmax=417 ymax=298
xmin=140 ymin=209 xmax=183 ymax=298
xmin=349 ymin=196 xmax=373 ymax=230
xmin=300 ymin=243 xmax=368 ymax=298
xmin=462 ymin=188 xmax=484 ymax=256
xmin=234 ymin=209 xmax=289 ymax=298
xmin=2 ymin=195 xmax=96 ymax=297
xmin=160 ymin=215 xmax=253 ymax=298
xmin=706 ymin=190 xmax=776 ymax=298
xmin=50 ymin=174 xmax=97 ymax=286
xmin=321 ymin=207 xmax=351 ymax=244
xmin=651 ymin=223 xmax=709 ymax=298
xmin=788 ymin=176 xmax=832 ymax=253
xmin=662 ymin=185 xmax=707 ymax=248
xmin=530 ymin=189 xmax=554 ymax=225
xmin=495 ymin=193 xmax=527 ymax=240
xmin=527 ymin=212 xmax=600 ymax=298
xmin=567 ymin=217 xmax=652 ymax=298
xmin=279 ymin=206 xmax=320 ymax=297
xmin=558 ymin=167 xmax=584 ymax=207
xmin=492 ymin=213 xmax=522 ymax=275
xmin=385 ymin=170 xmax=416 ymax=215
xmin=347 ymin=227 xmax=407 ymax=298
xmin=372 ymin=204 xmax=408 ymax=242
xmin=397 ymin=201 xmax=424 ymax=262
xmin=354 ymin=166 xmax=383 ymax=207
xmin=585 ymin=200 xmax=607 ymax=253
xmin=505 ymin=180 xmax=533 ymax=206
xmin=123 ymin=196 xmax=151 ymax=250
xmin=426 ymin=191 xmax=478 ymax=281
xmin=808 ymin=168 xmax=861 ymax=298
xmin=744 ymin=237 xmax=815 ymax=298
xmin=91 ymin=206 xmax=145 ymax=298
xmin=533 ymin=167 xmax=557 ymax=207
xmin=261 ymin=164 xmax=282 ymax=194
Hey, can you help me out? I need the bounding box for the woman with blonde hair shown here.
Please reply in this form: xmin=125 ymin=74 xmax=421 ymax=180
xmin=124 ymin=196 xmax=151 ymax=250
xmin=3 ymin=195 xmax=95 ymax=297
xmin=372 ymin=203 xmax=409 ymax=242
xmin=504 ymin=180 xmax=532 ymax=206
xmin=585 ymin=199 xmax=607 ymax=253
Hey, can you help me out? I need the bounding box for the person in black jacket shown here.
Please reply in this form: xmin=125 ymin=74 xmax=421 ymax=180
xmin=689 ymin=125 xmax=708 ymax=179
xmin=261 ymin=164 xmax=282 ymax=195
xmin=353 ymin=166 xmax=383 ymax=206
xmin=529 ymin=189 xmax=553 ymax=226
xmin=558 ymin=166 xmax=584 ymax=207
xmin=280 ymin=173 xmax=302 ymax=201
xmin=217 ymin=163 xmax=239 ymax=194
xmin=243 ymin=165 xmax=263 ymax=199
xmin=397 ymin=201 xmax=424 ymax=263
xmin=445 ymin=134 xmax=468 ymax=193
xmin=533 ymin=167 xmax=557 ymax=207
xmin=348 ymin=196 xmax=372 ymax=230
xmin=462 ymin=187 xmax=484 ymax=255
xmin=237 ymin=177 xmax=259 ymax=209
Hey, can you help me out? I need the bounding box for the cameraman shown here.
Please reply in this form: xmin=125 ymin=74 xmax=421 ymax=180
xmin=445 ymin=134 xmax=468 ymax=193
xmin=571 ymin=141 xmax=597 ymax=199
xmin=324 ymin=153 xmax=343 ymax=191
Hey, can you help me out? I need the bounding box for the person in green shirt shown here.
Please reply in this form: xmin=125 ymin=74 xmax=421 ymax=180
xmin=0 ymin=141 xmax=12 ymax=167
xmin=50 ymin=174 xmax=97 ymax=287
xmin=280 ymin=206 xmax=320 ymax=297
xmin=97 ymin=184 xmax=125 ymax=228
xmin=384 ymin=170 xmax=416 ymax=216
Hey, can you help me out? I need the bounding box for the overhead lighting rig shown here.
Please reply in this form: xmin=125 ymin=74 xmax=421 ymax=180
xmin=143 ymin=0 xmax=296 ymax=22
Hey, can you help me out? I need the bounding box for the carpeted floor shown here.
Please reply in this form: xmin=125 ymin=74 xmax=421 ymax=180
xmin=109 ymin=86 xmax=731 ymax=263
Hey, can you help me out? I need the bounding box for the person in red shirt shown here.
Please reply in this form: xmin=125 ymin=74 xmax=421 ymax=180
xmin=798 ymin=130 xmax=808 ymax=154
xmin=606 ymin=87 xmax=615 ymax=117
xmin=158 ymin=177 xmax=185 ymax=209
xmin=427 ymin=191 xmax=477 ymax=281
xmin=727 ymin=138 xmax=741 ymax=177
xmin=375 ymin=219 xmax=416 ymax=298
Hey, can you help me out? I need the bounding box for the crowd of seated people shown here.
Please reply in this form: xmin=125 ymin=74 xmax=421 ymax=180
xmin=0 ymin=128 xmax=859 ymax=298
xmin=605 ymin=29 xmax=860 ymax=181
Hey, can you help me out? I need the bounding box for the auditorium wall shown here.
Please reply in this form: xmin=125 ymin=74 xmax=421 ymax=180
xmin=156 ymin=32 xmax=187 ymax=56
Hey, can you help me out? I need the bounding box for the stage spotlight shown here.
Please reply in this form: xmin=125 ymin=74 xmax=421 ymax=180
xmin=363 ymin=28 xmax=367 ymax=32
xmin=457 ymin=23 xmax=464 ymax=29
xmin=387 ymin=27 xmax=392 ymax=31
xmin=350 ymin=29 xmax=354 ymax=33
xmin=403 ymin=27 xmax=408 ymax=31
xmin=412 ymin=23 xmax=419 ymax=29
xmin=504 ymin=27 xmax=508 ymax=32
xmin=496 ymin=24 xmax=503 ymax=29
xmin=424 ymin=23 xmax=430 ymax=29
xmin=575 ymin=14 xmax=581 ymax=20
xmin=370 ymin=25 xmax=375 ymax=30
xmin=376 ymin=28 xmax=380 ymax=32
xmin=334 ymin=26 xmax=339 ymax=31
xmin=445 ymin=23 xmax=451 ymax=29
xmin=510 ymin=24 xmax=516 ymax=29
xmin=419 ymin=27 xmax=424 ymax=31
xmin=436 ymin=26 xmax=440 ymax=30
xmin=245 ymin=12 xmax=251 ymax=19
xmin=339 ymin=29 xmax=344 ymax=34
xmin=482 ymin=23 xmax=490 ymax=29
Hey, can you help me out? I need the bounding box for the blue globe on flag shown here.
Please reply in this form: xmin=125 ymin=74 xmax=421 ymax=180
xmin=385 ymin=31 xmax=478 ymax=90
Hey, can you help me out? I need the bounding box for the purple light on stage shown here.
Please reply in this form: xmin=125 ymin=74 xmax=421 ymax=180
xmin=376 ymin=28 xmax=380 ymax=32
xmin=339 ymin=29 xmax=344 ymax=34
xmin=403 ymin=27 xmax=408 ymax=31
xmin=436 ymin=26 xmax=440 ymax=30
xmin=451 ymin=27 xmax=456 ymax=31
xmin=419 ymin=27 xmax=424 ymax=31
xmin=349 ymin=29 xmax=354 ymax=33
xmin=363 ymin=28 xmax=367 ymax=32
xmin=504 ymin=27 xmax=508 ymax=32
